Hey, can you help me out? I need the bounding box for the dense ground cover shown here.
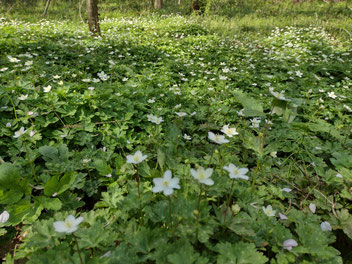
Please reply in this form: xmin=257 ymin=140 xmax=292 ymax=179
xmin=1 ymin=14 xmax=352 ymax=263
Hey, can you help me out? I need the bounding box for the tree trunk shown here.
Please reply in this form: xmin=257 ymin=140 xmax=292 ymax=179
xmin=191 ymin=0 xmax=201 ymax=12
xmin=87 ymin=0 xmax=101 ymax=35
xmin=154 ymin=0 xmax=163 ymax=9
xmin=43 ymin=0 xmax=51 ymax=17
xmin=178 ymin=0 xmax=182 ymax=5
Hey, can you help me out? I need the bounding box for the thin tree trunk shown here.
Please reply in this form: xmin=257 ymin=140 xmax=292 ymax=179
xmin=178 ymin=0 xmax=182 ymax=5
xmin=191 ymin=0 xmax=201 ymax=12
xmin=43 ymin=0 xmax=51 ymax=17
xmin=154 ymin=0 xmax=163 ymax=9
xmin=87 ymin=0 xmax=101 ymax=35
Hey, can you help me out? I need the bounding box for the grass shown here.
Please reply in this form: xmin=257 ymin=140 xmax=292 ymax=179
xmin=1 ymin=0 xmax=352 ymax=263
xmin=1 ymin=0 xmax=352 ymax=40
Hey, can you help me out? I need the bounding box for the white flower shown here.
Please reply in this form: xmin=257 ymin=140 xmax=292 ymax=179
xmin=53 ymin=75 xmax=61 ymax=79
xmin=270 ymin=151 xmax=277 ymax=158
xmin=0 ymin=67 xmax=8 ymax=72
xmin=53 ymin=215 xmax=83 ymax=234
xmin=328 ymin=92 xmax=337 ymax=99
xmin=25 ymin=60 xmax=33 ymax=66
xmin=250 ymin=118 xmax=261 ymax=128
xmin=43 ymin=85 xmax=52 ymax=93
xmin=282 ymin=187 xmax=292 ymax=193
xmin=309 ymin=203 xmax=316 ymax=213
xmin=208 ymin=132 xmax=229 ymax=144
xmin=183 ymin=134 xmax=191 ymax=140
xmin=6 ymin=123 xmax=11 ymax=128
xmin=321 ymin=221 xmax=332 ymax=232
xmin=190 ymin=166 xmax=214 ymax=185
xmin=18 ymin=94 xmax=28 ymax=100
xmin=148 ymin=98 xmax=155 ymax=103
xmin=152 ymin=170 xmax=180 ymax=195
xmin=175 ymin=112 xmax=187 ymax=117
xmin=283 ymin=239 xmax=298 ymax=251
xmin=14 ymin=127 xmax=27 ymax=138
xmin=262 ymin=205 xmax=276 ymax=217
xmin=8 ymin=56 xmax=20 ymax=63
xmin=279 ymin=212 xmax=288 ymax=220
xmin=223 ymin=164 xmax=249 ymax=180
xmin=29 ymin=130 xmax=35 ymax=137
xmin=126 ymin=151 xmax=148 ymax=164
xmin=100 ymin=251 xmax=112 ymax=259
xmin=295 ymin=70 xmax=303 ymax=78
xmin=237 ymin=108 xmax=245 ymax=117
xmin=0 ymin=211 xmax=10 ymax=223
xmin=147 ymin=114 xmax=163 ymax=124
xmin=336 ymin=173 xmax=343 ymax=178
xmin=221 ymin=125 xmax=239 ymax=137
xmin=269 ymin=88 xmax=290 ymax=101
xmin=97 ymin=71 xmax=109 ymax=81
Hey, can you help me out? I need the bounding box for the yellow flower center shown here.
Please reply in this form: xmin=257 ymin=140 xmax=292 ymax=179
xmin=163 ymin=181 xmax=169 ymax=186
xmin=199 ymin=172 xmax=206 ymax=179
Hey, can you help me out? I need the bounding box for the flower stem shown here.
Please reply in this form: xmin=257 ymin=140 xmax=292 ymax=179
xmin=73 ymin=234 xmax=83 ymax=264
xmin=132 ymin=164 xmax=141 ymax=199
xmin=168 ymin=196 xmax=174 ymax=235
xmin=195 ymin=184 xmax=203 ymax=244
xmin=223 ymin=179 xmax=235 ymax=223
xmin=250 ymin=159 xmax=260 ymax=192
xmin=8 ymin=95 xmax=18 ymax=123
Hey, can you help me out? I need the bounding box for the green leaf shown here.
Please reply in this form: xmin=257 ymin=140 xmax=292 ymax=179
xmin=35 ymin=196 xmax=62 ymax=211
xmin=157 ymin=148 xmax=166 ymax=169
xmin=138 ymin=162 xmax=151 ymax=177
xmin=94 ymin=159 xmax=112 ymax=176
xmin=167 ymin=240 xmax=207 ymax=264
xmin=233 ymin=90 xmax=264 ymax=117
xmin=44 ymin=172 xmax=77 ymax=196
xmin=0 ymin=189 xmax=23 ymax=204
xmin=216 ymin=242 xmax=268 ymax=264
xmin=0 ymin=163 xmax=21 ymax=189
xmin=39 ymin=146 xmax=58 ymax=162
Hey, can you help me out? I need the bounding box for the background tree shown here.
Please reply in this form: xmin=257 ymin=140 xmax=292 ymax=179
xmin=154 ymin=0 xmax=163 ymax=9
xmin=87 ymin=0 xmax=100 ymax=35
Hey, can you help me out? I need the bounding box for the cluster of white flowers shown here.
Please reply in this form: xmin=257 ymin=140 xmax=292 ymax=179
xmin=147 ymin=114 xmax=164 ymax=124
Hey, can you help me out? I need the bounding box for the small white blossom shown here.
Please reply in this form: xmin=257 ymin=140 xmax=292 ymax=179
xmin=221 ymin=125 xmax=239 ymax=137
xmin=321 ymin=221 xmax=332 ymax=232
xmin=183 ymin=134 xmax=191 ymax=140
xmin=282 ymin=187 xmax=292 ymax=193
xmin=208 ymin=132 xmax=229 ymax=144
xmin=223 ymin=164 xmax=249 ymax=180
xmin=126 ymin=151 xmax=148 ymax=164
xmin=18 ymin=94 xmax=28 ymax=100
xmin=43 ymin=85 xmax=51 ymax=93
xmin=53 ymin=215 xmax=83 ymax=234
xmin=328 ymin=92 xmax=337 ymax=99
xmin=0 ymin=211 xmax=10 ymax=223
xmin=152 ymin=170 xmax=180 ymax=195
xmin=262 ymin=205 xmax=276 ymax=217
xmin=279 ymin=212 xmax=288 ymax=220
xmin=8 ymin=56 xmax=20 ymax=63
xmin=14 ymin=127 xmax=27 ymax=138
xmin=250 ymin=118 xmax=261 ymax=128
xmin=190 ymin=166 xmax=214 ymax=186
xmin=175 ymin=112 xmax=187 ymax=117
xmin=283 ymin=239 xmax=298 ymax=251
xmin=309 ymin=203 xmax=316 ymax=213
